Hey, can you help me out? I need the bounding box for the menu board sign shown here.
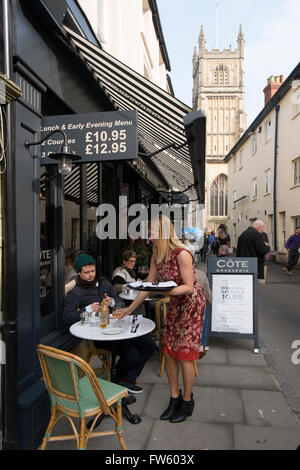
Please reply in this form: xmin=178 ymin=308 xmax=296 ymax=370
xmin=211 ymin=274 xmax=253 ymax=334
xmin=40 ymin=110 xmax=138 ymax=164
xmin=207 ymin=257 xmax=259 ymax=351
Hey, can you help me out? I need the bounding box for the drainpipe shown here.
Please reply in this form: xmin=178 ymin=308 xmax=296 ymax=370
xmin=273 ymin=105 xmax=280 ymax=252
xmin=2 ymin=0 xmax=19 ymax=450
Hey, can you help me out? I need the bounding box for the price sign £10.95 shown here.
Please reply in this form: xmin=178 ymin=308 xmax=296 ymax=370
xmin=85 ymin=129 xmax=127 ymax=156
xmin=40 ymin=110 xmax=138 ymax=164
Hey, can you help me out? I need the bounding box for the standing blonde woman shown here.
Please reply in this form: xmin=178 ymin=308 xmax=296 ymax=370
xmin=116 ymin=215 xmax=206 ymax=423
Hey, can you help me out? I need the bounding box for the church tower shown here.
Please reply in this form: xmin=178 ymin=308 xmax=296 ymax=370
xmin=193 ymin=25 xmax=247 ymax=231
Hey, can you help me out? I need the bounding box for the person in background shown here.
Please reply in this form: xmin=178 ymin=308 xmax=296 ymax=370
xmin=65 ymin=248 xmax=77 ymax=284
xmin=283 ymin=227 xmax=300 ymax=276
xmin=195 ymin=269 xmax=213 ymax=359
xmin=236 ymin=220 xmax=270 ymax=281
xmin=111 ymin=250 xmax=138 ymax=294
xmin=209 ymin=231 xmax=215 ymax=249
xmin=218 ymin=244 xmax=230 ymax=257
xmin=211 ymin=237 xmax=220 ymax=256
xmin=218 ymin=224 xmax=231 ymax=246
xmin=218 ymin=228 xmax=230 ymax=248
xmin=111 ymin=250 xmax=146 ymax=317
xmin=183 ymin=237 xmax=196 ymax=259
xmin=260 ymin=231 xmax=270 ymax=283
xmin=200 ymin=232 xmax=210 ymax=263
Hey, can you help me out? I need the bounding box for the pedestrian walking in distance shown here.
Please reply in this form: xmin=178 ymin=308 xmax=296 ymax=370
xmin=236 ymin=220 xmax=270 ymax=280
xmin=282 ymin=227 xmax=300 ymax=276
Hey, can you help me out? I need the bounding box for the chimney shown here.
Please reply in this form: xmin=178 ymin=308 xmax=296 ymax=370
xmin=263 ymin=75 xmax=284 ymax=106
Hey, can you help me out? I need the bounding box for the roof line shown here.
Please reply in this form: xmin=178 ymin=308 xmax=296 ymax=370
xmin=148 ymin=0 xmax=171 ymax=72
xmin=225 ymin=61 xmax=300 ymax=161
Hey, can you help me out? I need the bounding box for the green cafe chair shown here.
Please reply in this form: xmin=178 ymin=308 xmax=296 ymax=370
xmin=37 ymin=344 xmax=128 ymax=450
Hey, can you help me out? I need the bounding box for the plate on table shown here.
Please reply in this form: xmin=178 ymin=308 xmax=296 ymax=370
xmin=128 ymin=281 xmax=177 ymax=292
xmin=102 ymin=326 xmax=123 ymax=335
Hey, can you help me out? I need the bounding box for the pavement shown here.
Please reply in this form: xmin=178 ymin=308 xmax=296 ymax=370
xmin=41 ymin=261 xmax=300 ymax=451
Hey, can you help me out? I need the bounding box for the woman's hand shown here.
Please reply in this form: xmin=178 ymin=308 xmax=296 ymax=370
xmin=114 ymin=307 xmax=132 ymax=319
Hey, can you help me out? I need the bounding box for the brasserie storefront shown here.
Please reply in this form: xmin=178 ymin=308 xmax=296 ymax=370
xmin=1 ymin=0 xmax=205 ymax=449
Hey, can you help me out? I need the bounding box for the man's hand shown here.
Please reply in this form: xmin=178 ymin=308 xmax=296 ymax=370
xmin=90 ymin=302 xmax=101 ymax=312
xmin=103 ymin=292 xmax=113 ymax=306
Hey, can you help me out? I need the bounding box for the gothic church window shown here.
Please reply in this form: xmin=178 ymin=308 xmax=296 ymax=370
xmin=214 ymin=64 xmax=229 ymax=85
xmin=210 ymin=174 xmax=228 ymax=217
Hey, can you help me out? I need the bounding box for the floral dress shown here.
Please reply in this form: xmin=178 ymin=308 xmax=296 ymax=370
xmin=157 ymin=247 xmax=206 ymax=361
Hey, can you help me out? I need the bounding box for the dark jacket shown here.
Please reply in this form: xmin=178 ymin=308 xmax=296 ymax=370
xmin=63 ymin=277 xmax=121 ymax=326
xmin=237 ymin=226 xmax=270 ymax=278
xmin=200 ymin=236 xmax=210 ymax=253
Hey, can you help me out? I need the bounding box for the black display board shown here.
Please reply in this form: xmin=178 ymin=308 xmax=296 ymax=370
xmin=207 ymin=257 xmax=259 ymax=352
xmin=41 ymin=110 xmax=138 ymax=164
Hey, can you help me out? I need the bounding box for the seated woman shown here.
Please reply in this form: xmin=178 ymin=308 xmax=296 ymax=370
xmin=112 ymin=250 xmax=138 ymax=294
xmin=112 ymin=250 xmax=145 ymax=316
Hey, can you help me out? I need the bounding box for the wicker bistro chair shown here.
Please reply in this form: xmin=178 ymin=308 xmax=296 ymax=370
xmin=37 ymin=344 xmax=128 ymax=450
xmin=155 ymin=298 xmax=199 ymax=378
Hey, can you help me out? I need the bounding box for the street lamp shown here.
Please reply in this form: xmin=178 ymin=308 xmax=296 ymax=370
xmin=25 ymin=130 xmax=81 ymax=176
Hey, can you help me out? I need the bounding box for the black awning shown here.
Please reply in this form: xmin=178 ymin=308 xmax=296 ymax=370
xmin=62 ymin=25 xmax=198 ymax=199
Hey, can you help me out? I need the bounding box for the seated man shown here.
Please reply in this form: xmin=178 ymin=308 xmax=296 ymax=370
xmin=63 ymin=253 xmax=156 ymax=394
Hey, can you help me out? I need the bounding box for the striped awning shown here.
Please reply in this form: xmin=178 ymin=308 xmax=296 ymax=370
xmin=62 ymin=25 xmax=196 ymax=197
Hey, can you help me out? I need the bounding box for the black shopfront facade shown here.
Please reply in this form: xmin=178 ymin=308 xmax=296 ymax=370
xmin=1 ymin=0 xmax=203 ymax=449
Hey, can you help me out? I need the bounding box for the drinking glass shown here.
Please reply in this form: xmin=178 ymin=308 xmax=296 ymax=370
xmin=112 ymin=301 xmax=126 ymax=328
xmin=79 ymin=311 xmax=88 ymax=326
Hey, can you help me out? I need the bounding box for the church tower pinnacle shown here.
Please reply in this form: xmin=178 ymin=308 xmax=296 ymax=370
xmin=238 ymin=24 xmax=245 ymax=58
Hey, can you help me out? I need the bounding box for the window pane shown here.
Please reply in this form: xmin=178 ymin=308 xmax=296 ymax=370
xmin=40 ymin=168 xmax=54 ymax=319
xmin=219 ymin=189 xmax=224 ymax=216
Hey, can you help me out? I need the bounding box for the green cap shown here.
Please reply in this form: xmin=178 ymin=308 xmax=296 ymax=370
xmin=74 ymin=254 xmax=96 ymax=272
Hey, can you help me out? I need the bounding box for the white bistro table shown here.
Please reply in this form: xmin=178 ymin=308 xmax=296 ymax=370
xmin=70 ymin=316 xmax=155 ymax=383
xmin=70 ymin=316 xmax=155 ymax=424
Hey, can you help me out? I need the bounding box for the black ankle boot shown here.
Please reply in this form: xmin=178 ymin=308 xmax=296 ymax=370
xmin=169 ymin=394 xmax=194 ymax=423
xmin=160 ymin=390 xmax=182 ymax=421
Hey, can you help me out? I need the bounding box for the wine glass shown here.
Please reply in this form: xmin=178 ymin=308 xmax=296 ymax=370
xmin=112 ymin=301 xmax=126 ymax=327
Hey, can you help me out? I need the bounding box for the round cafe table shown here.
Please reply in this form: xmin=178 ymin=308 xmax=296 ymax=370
xmin=70 ymin=315 xmax=155 ymax=424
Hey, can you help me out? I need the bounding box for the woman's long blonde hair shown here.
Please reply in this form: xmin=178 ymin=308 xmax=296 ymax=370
xmin=149 ymin=214 xmax=187 ymax=264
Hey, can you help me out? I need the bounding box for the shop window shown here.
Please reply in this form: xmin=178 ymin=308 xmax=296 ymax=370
xmin=294 ymin=217 xmax=300 ymax=230
xmin=252 ymin=177 xmax=258 ymax=199
xmin=40 ymin=167 xmax=55 ymax=320
xmin=265 ymin=169 xmax=271 ymax=194
xmin=279 ymin=211 xmax=286 ymax=249
xmin=293 ymin=157 xmax=300 ymax=185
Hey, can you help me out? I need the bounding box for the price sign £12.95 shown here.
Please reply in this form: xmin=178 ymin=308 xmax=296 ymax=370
xmin=40 ymin=110 xmax=138 ymax=164
xmin=85 ymin=128 xmax=127 ymax=156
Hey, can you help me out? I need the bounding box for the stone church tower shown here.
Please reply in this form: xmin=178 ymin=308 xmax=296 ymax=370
xmin=192 ymin=25 xmax=247 ymax=232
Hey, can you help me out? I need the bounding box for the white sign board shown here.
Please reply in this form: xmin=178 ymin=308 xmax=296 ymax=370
xmin=211 ymin=274 xmax=253 ymax=334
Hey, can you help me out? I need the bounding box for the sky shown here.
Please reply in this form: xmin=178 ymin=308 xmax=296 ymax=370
xmin=157 ymin=0 xmax=300 ymax=126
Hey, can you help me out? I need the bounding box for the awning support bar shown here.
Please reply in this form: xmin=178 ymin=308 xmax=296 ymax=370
xmin=138 ymin=141 xmax=187 ymax=158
